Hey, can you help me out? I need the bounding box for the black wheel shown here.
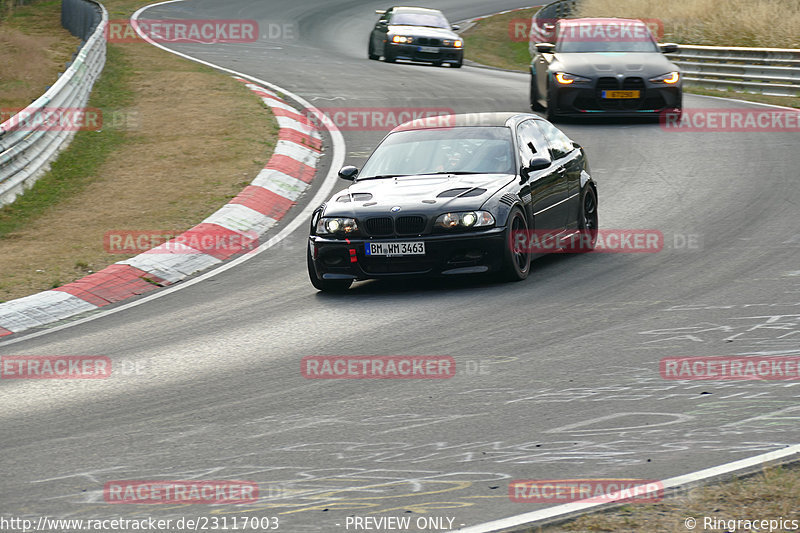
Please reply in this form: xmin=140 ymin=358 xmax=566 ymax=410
xmin=530 ymin=74 xmax=545 ymax=111
xmin=577 ymin=185 xmax=598 ymax=252
xmin=432 ymin=60 xmax=443 ymax=67
xmin=500 ymin=206 xmax=531 ymax=281
xmin=384 ymin=47 xmax=396 ymax=63
xmin=451 ymin=60 xmax=462 ymax=68
xmin=545 ymin=88 xmax=559 ymax=122
xmin=368 ymin=39 xmax=379 ymax=60
xmin=307 ymin=246 xmax=353 ymax=292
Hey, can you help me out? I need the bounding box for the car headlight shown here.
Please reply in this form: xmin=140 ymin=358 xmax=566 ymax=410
xmin=316 ymin=217 xmax=359 ymax=236
xmin=391 ymin=35 xmax=413 ymax=44
xmin=554 ymin=72 xmax=591 ymax=85
xmin=434 ymin=211 xmax=495 ymax=230
xmin=649 ymin=71 xmax=680 ymax=84
xmin=443 ymin=39 xmax=463 ymax=48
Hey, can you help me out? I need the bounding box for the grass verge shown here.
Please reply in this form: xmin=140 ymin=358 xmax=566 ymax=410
xmin=460 ymin=6 xmax=799 ymax=108
xmin=543 ymin=462 xmax=800 ymax=532
xmin=0 ymin=0 xmax=81 ymax=110
xmin=0 ymin=0 xmax=279 ymax=302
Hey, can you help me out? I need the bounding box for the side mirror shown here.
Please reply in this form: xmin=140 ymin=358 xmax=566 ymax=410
xmin=535 ymin=43 xmax=555 ymax=54
xmin=375 ymin=9 xmax=386 ymax=14
xmin=451 ymin=24 xmax=460 ymax=31
xmin=528 ymin=155 xmax=551 ymax=171
xmin=660 ymin=43 xmax=679 ymax=54
xmin=520 ymin=156 xmax=551 ymax=182
xmin=338 ymin=165 xmax=359 ymax=181
xmin=543 ymin=23 xmax=555 ymax=31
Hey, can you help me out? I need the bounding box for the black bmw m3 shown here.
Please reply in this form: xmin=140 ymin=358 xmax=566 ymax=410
xmin=307 ymin=112 xmax=598 ymax=291
xmin=368 ymin=6 xmax=463 ymax=67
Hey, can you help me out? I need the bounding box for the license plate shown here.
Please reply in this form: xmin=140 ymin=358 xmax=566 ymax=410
xmin=365 ymin=242 xmax=425 ymax=256
xmin=418 ymin=46 xmax=438 ymax=53
xmin=601 ymin=90 xmax=640 ymax=99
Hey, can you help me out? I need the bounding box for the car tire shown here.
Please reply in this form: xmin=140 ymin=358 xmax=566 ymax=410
xmin=529 ymin=74 xmax=545 ymax=111
xmin=307 ymin=246 xmax=353 ymax=292
xmin=452 ymin=59 xmax=462 ymax=68
xmin=368 ymin=40 xmax=379 ymax=60
xmin=433 ymin=60 xmax=443 ymax=67
xmin=500 ymin=206 xmax=531 ymax=281
xmin=545 ymin=88 xmax=559 ymax=122
xmin=577 ymin=185 xmax=598 ymax=252
xmin=384 ymin=48 xmax=396 ymax=63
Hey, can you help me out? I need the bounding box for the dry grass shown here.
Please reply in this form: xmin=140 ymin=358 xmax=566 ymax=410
xmin=576 ymin=0 xmax=800 ymax=48
xmin=462 ymin=8 xmax=540 ymax=71
xmin=541 ymin=463 xmax=800 ymax=532
xmin=0 ymin=0 xmax=279 ymax=301
xmin=0 ymin=0 xmax=81 ymax=110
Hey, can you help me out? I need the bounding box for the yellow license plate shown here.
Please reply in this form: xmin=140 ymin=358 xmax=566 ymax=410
xmin=602 ymin=90 xmax=640 ymax=99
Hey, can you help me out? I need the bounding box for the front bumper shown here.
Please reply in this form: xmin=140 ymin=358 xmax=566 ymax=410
xmin=309 ymin=228 xmax=505 ymax=280
xmin=551 ymin=78 xmax=682 ymax=117
xmin=388 ymin=43 xmax=463 ymax=64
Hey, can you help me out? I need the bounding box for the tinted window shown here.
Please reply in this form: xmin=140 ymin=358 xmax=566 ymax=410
xmin=360 ymin=127 xmax=515 ymax=178
xmin=516 ymin=120 xmax=551 ymax=166
xmin=536 ymin=120 xmax=574 ymax=160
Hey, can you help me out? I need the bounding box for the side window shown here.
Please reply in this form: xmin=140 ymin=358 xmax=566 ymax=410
xmin=516 ymin=120 xmax=551 ymax=166
xmin=536 ymin=120 xmax=574 ymax=160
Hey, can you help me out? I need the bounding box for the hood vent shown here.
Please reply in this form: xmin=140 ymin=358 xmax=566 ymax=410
xmin=337 ymin=193 xmax=373 ymax=202
xmin=437 ymin=187 xmax=487 ymax=198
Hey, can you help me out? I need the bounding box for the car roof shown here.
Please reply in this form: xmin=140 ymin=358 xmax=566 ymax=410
xmin=389 ymin=112 xmax=538 ymax=133
xmin=391 ymin=6 xmax=445 ymax=14
xmin=559 ymin=17 xmax=649 ymax=27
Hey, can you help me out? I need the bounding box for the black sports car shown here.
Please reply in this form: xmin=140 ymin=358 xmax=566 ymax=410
xmin=368 ymin=6 xmax=463 ymax=67
xmin=530 ymin=18 xmax=682 ymax=120
xmin=307 ymin=112 xmax=598 ymax=291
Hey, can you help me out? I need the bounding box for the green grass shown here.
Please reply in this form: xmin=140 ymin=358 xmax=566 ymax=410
xmin=463 ymin=8 xmax=538 ymax=72
xmin=0 ymin=44 xmax=133 ymax=238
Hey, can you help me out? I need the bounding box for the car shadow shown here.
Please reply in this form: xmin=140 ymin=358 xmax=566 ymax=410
xmin=311 ymin=251 xmax=581 ymax=298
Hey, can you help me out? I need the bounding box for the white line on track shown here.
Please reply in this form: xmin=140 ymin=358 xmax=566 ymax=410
xmin=451 ymin=444 xmax=800 ymax=532
xmin=0 ymin=0 xmax=345 ymax=348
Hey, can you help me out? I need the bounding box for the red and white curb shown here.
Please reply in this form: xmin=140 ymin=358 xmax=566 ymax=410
xmin=0 ymin=79 xmax=322 ymax=337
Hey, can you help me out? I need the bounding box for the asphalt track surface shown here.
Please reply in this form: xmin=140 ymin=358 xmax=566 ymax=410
xmin=1 ymin=1 xmax=799 ymax=531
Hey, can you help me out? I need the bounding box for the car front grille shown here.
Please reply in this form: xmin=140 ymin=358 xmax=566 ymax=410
xmin=416 ymin=37 xmax=442 ymax=46
xmin=365 ymin=217 xmax=393 ymax=236
xmin=396 ymin=216 xmax=426 ymax=235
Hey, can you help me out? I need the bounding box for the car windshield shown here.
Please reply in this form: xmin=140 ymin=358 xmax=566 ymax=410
xmin=556 ymin=21 xmax=659 ymax=53
xmin=359 ymin=127 xmax=515 ymax=178
xmin=391 ymin=12 xmax=450 ymax=29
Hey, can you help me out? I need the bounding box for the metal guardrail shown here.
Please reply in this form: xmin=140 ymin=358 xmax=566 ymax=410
xmin=665 ymin=46 xmax=800 ymax=97
xmin=0 ymin=0 xmax=107 ymax=207
xmin=527 ymin=0 xmax=800 ymax=97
